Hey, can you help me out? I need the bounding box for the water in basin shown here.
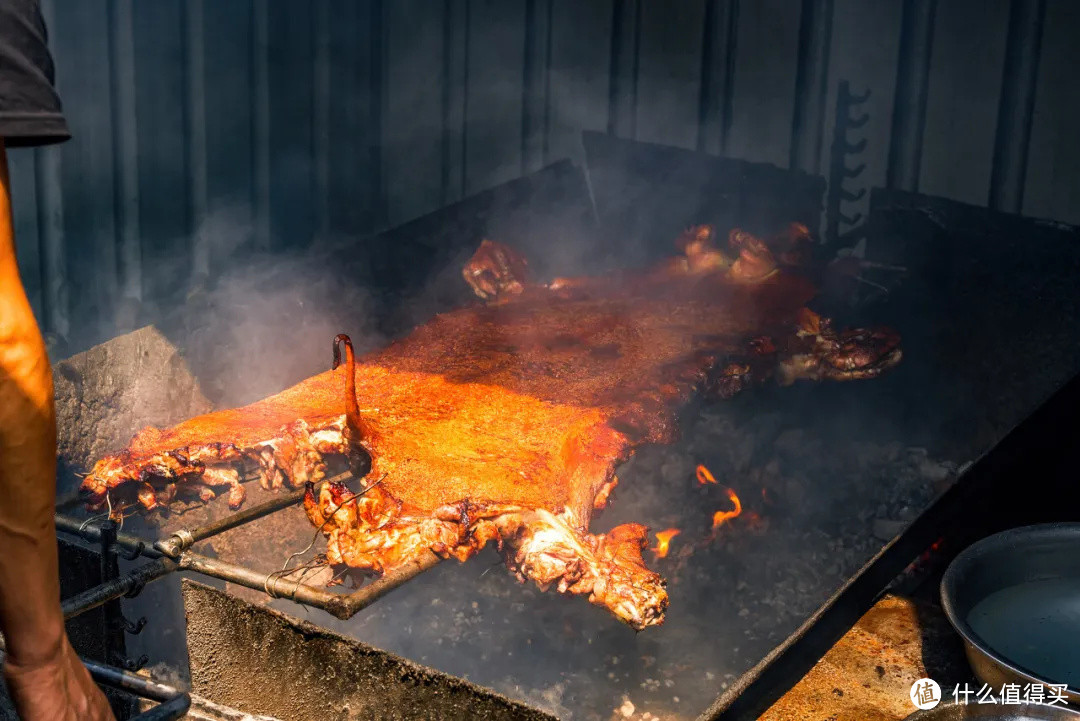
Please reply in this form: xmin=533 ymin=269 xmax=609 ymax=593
xmin=967 ymin=576 xmax=1080 ymax=689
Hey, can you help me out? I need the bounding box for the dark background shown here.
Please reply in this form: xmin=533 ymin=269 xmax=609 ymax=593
xmin=9 ymin=0 xmax=1079 ymax=355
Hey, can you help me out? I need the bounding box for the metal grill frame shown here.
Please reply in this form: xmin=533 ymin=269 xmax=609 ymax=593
xmin=53 ymin=472 xmax=440 ymax=719
xmin=55 ymin=472 xmax=440 ymax=623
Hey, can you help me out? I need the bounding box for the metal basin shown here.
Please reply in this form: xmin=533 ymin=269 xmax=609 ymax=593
xmin=905 ymin=701 xmax=1080 ymax=720
xmin=941 ymin=523 xmax=1080 ymax=705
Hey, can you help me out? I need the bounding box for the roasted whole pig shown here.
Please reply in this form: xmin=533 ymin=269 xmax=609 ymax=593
xmin=79 ymin=225 xmax=900 ymax=629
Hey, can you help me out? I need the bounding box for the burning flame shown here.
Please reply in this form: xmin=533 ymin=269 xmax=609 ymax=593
xmin=711 ymin=487 xmax=743 ymax=531
xmin=651 ymin=528 xmax=681 ymax=559
xmin=696 ymin=464 xmax=744 ymax=531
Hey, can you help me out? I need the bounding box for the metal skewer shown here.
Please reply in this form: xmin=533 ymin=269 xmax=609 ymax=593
xmin=153 ymin=472 xmax=351 ymax=558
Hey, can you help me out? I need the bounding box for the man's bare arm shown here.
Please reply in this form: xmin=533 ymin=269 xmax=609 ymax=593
xmin=0 ymin=139 xmax=64 ymax=668
xmin=0 ymin=141 xmax=113 ymax=719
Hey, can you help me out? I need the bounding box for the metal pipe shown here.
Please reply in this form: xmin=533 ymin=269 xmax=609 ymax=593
xmin=697 ymin=0 xmax=739 ymax=155
xmin=521 ymin=0 xmax=553 ymax=173
xmin=84 ymin=656 xmax=184 ymax=700
xmin=988 ymin=0 xmax=1047 ymax=213
xmin=179 ymin=548 xmax=441 ymax=620
xmin=62 ymin=557 xmax=178 ymax=620
xmin=34 ymin=141 xmax=67 ymax=340
xmin=57 ymin=472 xmax=431 ymax=620
xmin=55 ymin=490 xmax=82 ymax=511
xmin=885 ymin=0 xmax=937 ymax=191
xmin=789 ymin=0 xmax=834 ymax=173
xmin=108 ymin=0 xmax=141 ymax=307
xmin=366 ymin=0 xmax=386 ymax=227
xmin=35 ymin=0 xmax=68 ymax=341
xmin=440 ymin=0 xmax=469 ymax=205
xmin=251 ymin=0 xmax=270 ymax=248
xmin=154 ymin=473 xmax=348 ymax=557
xmin=57 ymin=522 xmax=438 ymax=620
xmin=339 ymin=550 xmax=442 ymax=617
xmin=55 ymin=513 xmax=164 ymax=559
xmin=83 ymin=657 xmax=191 ymax=721
xmin=185 ymin=0 xmax=209 ymax=278
xmin=313 ymin=0 xmax=331 ymax=237
xmin=97 ymin=521 xmax=122 ymax=664
xmin=129 ymin=694 xmax=191 ymax=721
xmin=825 ymin=80 xmax=848 ymax=247
xmin=606 ymin=0 xmax=641 ymax=138
xmin=179 ymin=551 xmax=348 ymax=612
xmin=155 ymin=488 xmax=303 ymax=557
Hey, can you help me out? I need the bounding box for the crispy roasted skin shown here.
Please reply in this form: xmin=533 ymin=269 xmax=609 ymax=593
xmin=80 ymin=227 xmax=901 ymax=629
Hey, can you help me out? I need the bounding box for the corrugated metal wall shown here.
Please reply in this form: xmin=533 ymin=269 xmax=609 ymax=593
xmin=10 ymin=0 xmax=1080 ymax=354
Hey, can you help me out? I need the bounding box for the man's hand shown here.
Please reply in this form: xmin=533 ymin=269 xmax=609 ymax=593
xmin=4 ymin=635 xmax=115 ymax=721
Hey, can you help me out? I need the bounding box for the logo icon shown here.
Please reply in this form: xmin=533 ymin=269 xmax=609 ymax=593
xmin=911 ymin=678 xmax=941 ymax=710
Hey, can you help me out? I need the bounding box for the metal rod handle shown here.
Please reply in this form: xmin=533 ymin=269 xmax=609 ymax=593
xmin=83 ymin=656 xmax=191 ymax=721
xmin=62 ymin=557 xmax=178 ymax=620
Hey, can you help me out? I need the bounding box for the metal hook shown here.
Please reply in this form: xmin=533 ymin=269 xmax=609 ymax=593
xmin=124 ymin=579 xmax=147 ymax=599
xmin=122 ymin=655 xmax=149 ymax=673
xmin=843 ymin=138 xmax=867 ymax=155
xmin=117 ymin=542 xmax=145 ymax=561
xmin=124 ymin=616 xmax=147 ymax=635
xmin=109 ymin=615 xmax=147 ymax=635
xmin=846 ymin=112 xmax=870 ymax=130
xmin=847 ymin=87 xmax=871 ymax=104
xmin=78 ymin=511 xmax=110 ymax=534
xmin=843 ymin=163 xmax=866 ymax=179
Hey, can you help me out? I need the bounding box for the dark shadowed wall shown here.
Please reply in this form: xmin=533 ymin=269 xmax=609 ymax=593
xmin=9 ymin=0 xmax=1079 ymax=354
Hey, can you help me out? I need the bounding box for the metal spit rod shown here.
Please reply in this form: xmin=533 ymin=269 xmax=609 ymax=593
xmin=153 ymin=473 xmax=349 ymax=558
xmin=180 ymin=547 xmax=442 ymax=620
xmin=55 ymin=472 xmax=442 ymax=621
xmin=84 ymin=656 xmax=191 ymax=721
xmin=61 ymin=556 xmax=179 ymax=620
xmin=55 ymin=513 xmax=164 ymax=558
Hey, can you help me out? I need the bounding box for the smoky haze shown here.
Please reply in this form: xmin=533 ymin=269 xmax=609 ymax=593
xmin=148 ymin=210 xmax=386 ymax=410
xmin=114 ymin=176 xmax=960 ymax=721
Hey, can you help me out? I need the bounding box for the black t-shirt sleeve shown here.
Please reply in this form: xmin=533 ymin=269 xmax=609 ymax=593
xmin=0 ymin=0 xmax=69 ymax=147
